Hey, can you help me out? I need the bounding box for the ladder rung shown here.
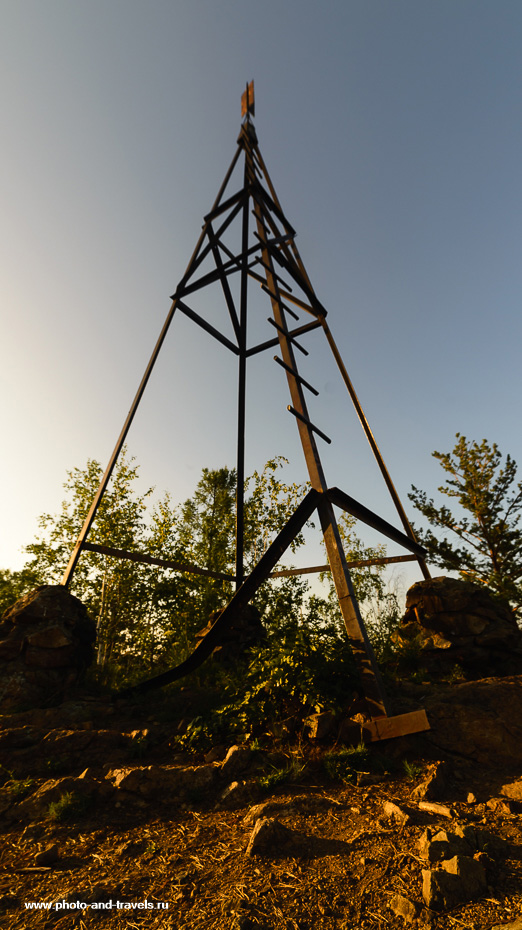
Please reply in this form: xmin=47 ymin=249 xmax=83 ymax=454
xmin=261 ymin=283 xmax=299 ymax=320
xmin=253 ymin=230 xmax=295 ymax=249
xmin=254 ymin=255 xmax=294 ymax=293
xmin=287 ymin=406 xmax=331 ymax=444
xmin=274 ymin=356 xmax=319 ymax=395
xmin=267 ymin=318 xmax=308 ymax=355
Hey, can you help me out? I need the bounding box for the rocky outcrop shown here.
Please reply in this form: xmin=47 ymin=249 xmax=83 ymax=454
xmin=394 ymin=576 xmax=522 ymax=678
xmin=423 ymin=675 xmax=522 ymax=766
xmin=0 ymin=586 xmax=96 ymax=711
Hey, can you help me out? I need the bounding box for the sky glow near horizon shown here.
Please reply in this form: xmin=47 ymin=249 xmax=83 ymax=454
xmin=1 ymin=1 xmax=522 ymax=600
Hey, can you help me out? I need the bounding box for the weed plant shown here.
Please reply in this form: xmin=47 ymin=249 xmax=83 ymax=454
xmin=323 ymin=744 xmax=396 ymax=784
xmin=47 ymin=791 xmax=91 ymax=823
xmin=257 ymin=756 xmax=306 ymax=794
xmin=323 ymin=744 xmax=371 ymax=784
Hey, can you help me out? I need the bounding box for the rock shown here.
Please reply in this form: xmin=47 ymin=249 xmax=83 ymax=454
xmin=389 ymin=893 xmax=422 ymax=923
xmin=463 ymin=826 xmax=509 ymax=856
xmin=500 ymin=778 xmax=522 ymax=801
xmin=306 ymin=711 xmax=336 ymax=740
xmin=243 ymin=800 xmax=297 ymax=826
xmin=35 ymin=844 xmax=59 ymax=866
xmin=418 ymin=823 xmax=507 ymax=867
xmin=418 ymin=828 xmax=471 ymax=863
xmin=107 ymin=762 xmax=219 ymax=803
xmin=422 ymin=675 xmax=522 ymax=766
xmin=467 ymin=792 xmax=477 ymax=804
xmin=216 ymin=780 xmax=258 ymax=809
xmin=221 ymin=745 xmax=253 ymax=780
xmin=489 ymin=920 xmax=522 ymax=930
xmin=382 ymin=801 xmax=411 ymax=825
xmin=412 ymin=761 xmax=448 ymax=800
xmin=245 ymin=817 xmax=293 ymax=856
xmin=394 ymin=576 xmax=522 ymax=678
xmin=16 ymin=774 xmax=99 ymax=821
xmin=422 ymin=855 xmax=486 ymax=910
xmin=0 ymin=586 xmax=96 ymax=711
xmin=0 ymin=727 xmax=140 ymax=778
xmin=217 ymin=781 xmax=240 ymax=807
xmin=337 ymin=713 xmax=372 ymax=746
xmin=487 ymin=797 xmax=517 ymax=815
xmin=417 ymin=801 xmax=453 ymax=818
xmin=204 ymin=745 xmax=227 ymax=763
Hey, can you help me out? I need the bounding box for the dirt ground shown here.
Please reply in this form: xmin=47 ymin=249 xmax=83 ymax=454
xmin=0 ymin=695 xmax=521 ymax=930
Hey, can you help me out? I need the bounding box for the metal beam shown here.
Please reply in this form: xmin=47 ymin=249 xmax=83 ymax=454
xmin=176 ymin=300 xmax=240 ymax=355
xmin=327 ymin=487 xmax=427 ymax=557
xmin=321 ymin=317 xmax=431 ymax=580
xmin=82 ymin=542 xmax=235 ymax=581
xmin=269 ymin=553 xmax=418 ymax=578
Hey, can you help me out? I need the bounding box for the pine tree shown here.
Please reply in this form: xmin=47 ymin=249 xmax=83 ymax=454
xmin=409 ymin=433 xmax=522 ymax=609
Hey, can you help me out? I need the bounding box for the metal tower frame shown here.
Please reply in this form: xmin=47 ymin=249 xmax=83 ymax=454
xmin=62 ymin=84 xmax=429 ymax=738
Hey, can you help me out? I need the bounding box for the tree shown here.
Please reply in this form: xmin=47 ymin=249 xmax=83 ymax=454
xmin=7 ymin=451 xmax=397 ymax=685
xmin=0 ymin=567 xmax=41 ymax=617
xmin=23 ymin=452 xmax=159 ymax=671
xmin=409 ymin=433 xmax=522 ymax=609
xmin=9 ymin=455 xmax=313 ymax=680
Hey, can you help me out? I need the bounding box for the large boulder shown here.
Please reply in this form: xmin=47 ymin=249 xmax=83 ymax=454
xmin=423 ymin=674 xmax=522 ymax=766
xmin=0 ymin=585 xmax=96 ymax=711
xmin=393 ymin=576 xmax=522 ymax=678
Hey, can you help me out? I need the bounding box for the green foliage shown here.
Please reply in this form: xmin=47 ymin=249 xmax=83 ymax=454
xmin=128 ymin=735 xmax=149 ymax=760
xmin=320 ymin=512 xmax=388 ymax=604
xmin=323 ymin=744 xmax=370 ymax=783
xmin=13 ymin=452 xmax=319 ymax=685
xmin=0 ymin=566 xmax=41 ymax=617
xmin=5 ymin=447 xmax=403 ymax=696
xmin=1 ymin=767 xmax=36 ymax=800
xmin=402 ymin=759 xmax=423 ymax=780
xmin=47 ymin=791 xmax=91 ymax=822
xmin=323 ymin=743 xmax=395 ymax=783
xmin=386 ymin=633 xmax=429 ymax=683
xmin=244 ymin=457 xmax=312 ymax=566
xmin=409 ymin=434 xmax=522 ymax=610
xmin=256 ymin=757 xmax=305 ymax=793
xmin=177 ymin=611 xmax=360 ymax=750
xmin=23 ymin=451 xmax=159 ymax=673
xmin=45 ymin=758 xmax=69 ymax=776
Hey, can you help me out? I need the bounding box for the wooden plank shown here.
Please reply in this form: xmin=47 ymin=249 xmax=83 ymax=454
xmin=365 ymin=709 xmax=430 ymax=742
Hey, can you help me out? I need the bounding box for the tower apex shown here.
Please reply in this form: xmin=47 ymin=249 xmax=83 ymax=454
xmin=241 ymin=80 xmax=255 ymax=119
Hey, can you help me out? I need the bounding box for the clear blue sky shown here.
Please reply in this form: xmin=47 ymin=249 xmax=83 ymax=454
xmin=2 ymin=1 xmax=522 ymax=598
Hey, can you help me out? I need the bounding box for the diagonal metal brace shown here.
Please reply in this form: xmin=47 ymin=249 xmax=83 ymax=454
xmin=327 ymin=487 xmax=427 ymax=557
xmin=117 ymin=488 xmax=321 ymax=697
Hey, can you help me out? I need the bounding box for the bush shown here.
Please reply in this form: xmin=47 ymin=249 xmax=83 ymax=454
xmin=47 ymin=791 xmax=91 ymax=822
xmin=176 ymin=615 xmax=360 ymax=750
